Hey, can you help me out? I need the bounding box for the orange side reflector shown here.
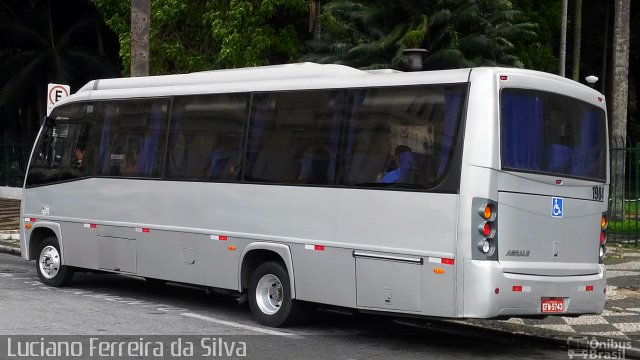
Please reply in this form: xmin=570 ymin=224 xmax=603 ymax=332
xmin=25 ymin=223 xmax=31 ymax=230
xmin=228 ymin=246 xmax=236 ymax=251
xmin=433 ymin=268 xmax=445 ymax=274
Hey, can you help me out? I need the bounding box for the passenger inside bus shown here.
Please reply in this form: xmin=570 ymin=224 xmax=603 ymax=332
xmin=379 ymin=145 xmax=411 ymax=183
xmin=121 ymin=145 xmax=139 ymax=175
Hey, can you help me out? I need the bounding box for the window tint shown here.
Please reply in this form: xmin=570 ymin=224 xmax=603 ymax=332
xmin=340 ymin=85 xmax=466 ymax=189
xmin=95 ymin=99 xmax=169 ymax=178
xmin=26 ymin=103 xmax=96 ymax=187
xmin=244 ymin=90 xmax=345 ymax=185
xmin=166 ymin=94 xmax=247 ymax=181
xmin=501 ymin=89 xmax=606 ymax=181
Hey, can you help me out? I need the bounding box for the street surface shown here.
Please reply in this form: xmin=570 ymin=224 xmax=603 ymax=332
xmin=0 ymin=253 xmax=576 ymax=359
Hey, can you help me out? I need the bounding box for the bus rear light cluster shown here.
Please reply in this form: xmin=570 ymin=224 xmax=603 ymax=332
xmin=477 ymin=203 xmax=497 ymax=255
xmin=599 ymin=213 xmax=607 ymax=260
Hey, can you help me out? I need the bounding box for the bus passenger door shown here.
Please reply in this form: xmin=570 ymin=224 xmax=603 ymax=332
xmin=97 ymin=226 xmax=137 ymax=274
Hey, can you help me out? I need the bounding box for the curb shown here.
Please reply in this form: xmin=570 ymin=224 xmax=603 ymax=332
xmin=0 ymin=244 xmax=20 ymax=256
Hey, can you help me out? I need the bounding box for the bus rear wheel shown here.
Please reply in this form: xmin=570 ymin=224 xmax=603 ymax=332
xmin=36 ymin=237 xmax=73 ymax=287
xmin=248 ymin=261 xmax=307 ymax=327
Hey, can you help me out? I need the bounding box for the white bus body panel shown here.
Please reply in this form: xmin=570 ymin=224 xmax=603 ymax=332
xmin=459 ymin=68 xmax=608 ymax=318
xmin=22 ymin=178 xmax=459 ymax=316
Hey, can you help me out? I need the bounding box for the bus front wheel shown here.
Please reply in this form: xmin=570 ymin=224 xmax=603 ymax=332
xmin=248 ymin=261 xmax=306 ymax=327
xmin=36 ymin=237 xmax=73 ymax=287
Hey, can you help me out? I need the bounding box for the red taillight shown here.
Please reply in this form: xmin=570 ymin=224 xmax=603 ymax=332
xmin=480 ymin=222 xmax=493 ymax=237
xmin=500 ymin=75 xmax=508 ymax=81
xmin=600 ymin=230 xmax=606 ymax=244
xmin=512 ymin=285 xmax=522 ymax=292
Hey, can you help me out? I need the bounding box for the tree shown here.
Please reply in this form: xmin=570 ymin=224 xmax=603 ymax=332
xmin=610 ymin=0 xmax=631 ymax=219
xmin=0 ymin=0 xmax=120 ymax=143
xmin=204 ymin=0 xmax=308 ymax=68
xmin=95 ymin=0 xmax=308 ymax=73
xmin=94 ymin=0 xmax=220 ymax=75
xmin=302 ymin=0 xmax=537 ymax=70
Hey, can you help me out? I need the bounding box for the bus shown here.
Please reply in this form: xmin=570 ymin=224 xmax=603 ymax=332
xmin=20 ymin=63 xmax=608 ymax=327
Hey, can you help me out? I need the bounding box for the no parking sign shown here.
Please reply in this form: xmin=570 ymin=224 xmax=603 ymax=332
xmin=46 ymin=83 xmax=70 ymax=115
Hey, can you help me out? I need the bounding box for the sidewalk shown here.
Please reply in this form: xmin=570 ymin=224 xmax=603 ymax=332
xmin=1 ymin=198 xmax=639 ymax=356
xmin=0 ymin=198 xmax=20 ymax=255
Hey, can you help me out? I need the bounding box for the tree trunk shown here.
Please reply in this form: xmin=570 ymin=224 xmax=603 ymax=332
xmin=601 ymin=0 xmax=610 ymax=93
xmin=611 ymin=0 xmax=631 ymax=220
xmin=571 ymin=0 xmax=582 ymax=81
xmin=559 ymin=0 xmax=568 ymax=76
xmin=131 ymin=0 xmax=149 ymax=77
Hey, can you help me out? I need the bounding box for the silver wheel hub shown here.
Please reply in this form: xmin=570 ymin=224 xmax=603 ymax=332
xmin=255 ymin=274 xmax=283 ymax=315
xmin=39 ymin=245 xmax=60 ymax=280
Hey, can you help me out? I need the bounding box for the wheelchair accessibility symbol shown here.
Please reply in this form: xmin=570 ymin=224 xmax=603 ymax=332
xmin=551 ymin=197 xmax=563 ymax=218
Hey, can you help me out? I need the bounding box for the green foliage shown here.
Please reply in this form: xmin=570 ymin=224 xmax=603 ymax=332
xmin=204 ymin=0 xmax=307 ymax=68
xmin=303 ymin=0 xmax=538 ymax=70
xmin=404 ymin=30 xmax=425 ymax=48
xmin=93 ymin=0 xmax=220 ymax=75
xmin=94 ymin=0 xmax=308 ymax=73
xmin=510 ymin=0 xmax=559 ymax=72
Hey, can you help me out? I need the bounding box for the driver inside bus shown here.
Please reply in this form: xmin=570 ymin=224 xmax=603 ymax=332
xmin=72 ymin=144 xmax=86 ymax=167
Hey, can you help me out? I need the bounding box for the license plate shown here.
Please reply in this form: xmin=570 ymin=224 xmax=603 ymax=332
xmin=541 ymin=298 xmax=564 ymax=313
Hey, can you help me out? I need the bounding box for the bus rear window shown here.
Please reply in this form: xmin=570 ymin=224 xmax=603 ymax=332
xmin=501 ymin=89 xmax=606 ymax=182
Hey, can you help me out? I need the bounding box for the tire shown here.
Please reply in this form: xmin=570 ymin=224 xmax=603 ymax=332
xmin=36 ymin=237 xmax=73 ymax=287
xmin=248 ymin=261 xmax=308 ymax=327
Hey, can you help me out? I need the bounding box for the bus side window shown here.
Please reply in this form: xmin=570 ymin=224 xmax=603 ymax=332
xmin=244 ymin=90 xmax=342 ymax=185
xmin=165 ymin=93 xmax=247 ymax=181
xmin=95 ymin=100 xmax=169 ymax=178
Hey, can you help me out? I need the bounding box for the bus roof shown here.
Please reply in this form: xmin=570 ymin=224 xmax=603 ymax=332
xmin=77 ymin=63 xmax=368 ymax=93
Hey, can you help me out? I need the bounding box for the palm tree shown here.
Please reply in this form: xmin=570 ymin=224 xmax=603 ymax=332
xmin=302 ymin=0 xmax=536 ymax=70
xmin=0 ymin=0 xmax=120 ymax=143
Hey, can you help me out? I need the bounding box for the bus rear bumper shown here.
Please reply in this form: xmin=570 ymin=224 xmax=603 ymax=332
xmin=462 ymin=259 xmax=606 ymax=318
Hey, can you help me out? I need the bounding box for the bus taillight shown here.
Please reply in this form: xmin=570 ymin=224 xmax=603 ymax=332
xmin=476 ymin=201 xmax=497 ymax=256
xmin=479 ymin=204 xmax=495 ymax=221
xmin=599 ymin=212 xmax=607 ymax=261
xmin=479 ymin=222 xmax=493 ymax=237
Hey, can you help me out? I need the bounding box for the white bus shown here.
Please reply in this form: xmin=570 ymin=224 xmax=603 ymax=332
xmin=21 ymin=63 xmax=608 ymax=327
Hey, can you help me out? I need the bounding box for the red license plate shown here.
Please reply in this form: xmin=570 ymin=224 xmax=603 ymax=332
xmin=541 ymin=298 xmax=564 ymax=313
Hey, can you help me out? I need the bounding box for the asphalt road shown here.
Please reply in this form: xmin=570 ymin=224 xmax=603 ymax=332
xmin=0 ymin=253 xmax=573 ymax=359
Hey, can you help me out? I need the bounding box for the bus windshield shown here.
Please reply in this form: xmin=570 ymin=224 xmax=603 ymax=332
xmin=500 ymin=88 xmax=606 ymax=182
